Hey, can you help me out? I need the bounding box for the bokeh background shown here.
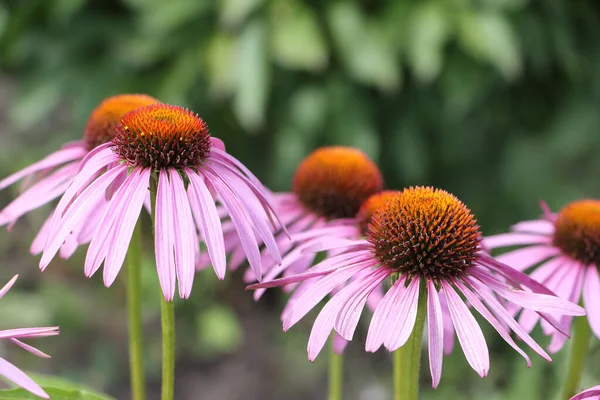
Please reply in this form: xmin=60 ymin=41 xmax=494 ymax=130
xmin=1 ymin=0 xmax=599 ymax=398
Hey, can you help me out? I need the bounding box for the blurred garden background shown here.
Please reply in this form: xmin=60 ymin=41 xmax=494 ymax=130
xmin=0 ymin=0 xmax=600 ymax=398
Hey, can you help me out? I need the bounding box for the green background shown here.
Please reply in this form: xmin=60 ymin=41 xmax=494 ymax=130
xmin=0 ymin=0 xmax=599 ymax=398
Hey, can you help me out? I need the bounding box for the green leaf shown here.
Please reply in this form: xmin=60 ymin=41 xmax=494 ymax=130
xmin=407 ymin=1 xmax=451 ymax=83
xmin=327 ymin=2 xmax=400 ymax=91
xmin=233 ymin=19 xmax=270 ymax=132
xmin=0 ymin=387 xmax=114 ymax=400
xmin=457 ymin=11 xmax=522 ymax=80
xmin=269 ymin=0 xmax=328 ymax=72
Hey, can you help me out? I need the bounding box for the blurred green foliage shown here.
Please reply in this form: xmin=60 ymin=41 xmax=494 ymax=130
xmin=0 ymin=0 xmax=599 ymax=399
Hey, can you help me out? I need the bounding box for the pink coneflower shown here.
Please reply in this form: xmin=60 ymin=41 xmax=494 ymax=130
xmin=39 ymin=103 xmax=281 ymax=300
xmin=0 ymin=94 xmax=160 ymax=258
xmin=249 ymin=187 xmax=586 ymax=387
xmin=232 ymin=146 xmax=383 ymax=292
xmin=571 ymin=386 xmax=600 ymax=399
xmin=0 ymin=275 xmax=59 ymax=399
xmin=483 ymin=200 xmax=600 ymax=352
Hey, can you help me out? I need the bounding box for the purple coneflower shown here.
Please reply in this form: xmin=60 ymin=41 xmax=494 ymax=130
xmin=0 ymin=275 xmax=59 ymax=398
xmin=249 ymin=186 xmax=586 ymax=387
xmin=234 ymin=146 xmax=383 ymax=295
xmin=484 ymin=200 xmax=600 ymax=352
xmin=0 ymin=94 xmax=160 ymax=258
xmin=572 ymin=386 xmax=600 ymax=400
xmin=39 ymin=103 xmax=281 ymax=300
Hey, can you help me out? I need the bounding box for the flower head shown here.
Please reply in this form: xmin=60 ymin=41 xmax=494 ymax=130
xmin=571 ymin=385 xmax=600 ymax=400
xmin=249 ymin=186 xmax=585 ymax=387
xmin=355 ymin=190 xmax=398 ymax=235
xmin=0 ymin=94 xmax=160 ymax=257
xmin=41 ymin=103 xmax=281 ymax=300
xmin=0 ymin=275 xmax=59 ymax=399
xmin=484 ymin=199 xmax=600 ymax=352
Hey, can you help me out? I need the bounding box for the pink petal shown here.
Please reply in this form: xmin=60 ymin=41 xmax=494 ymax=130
xmin=427 ymin=279 xmax=444 ymax=388
xmin=512 ymin=219 xmax=554 ymax=235
xmin=0 ymin=357 xmax=48 ymax=398
xmin=40 ymin=166 xmax=125 ymax=270
xmin=365 ymin=276 xmax=407 ymax=352
xmin=0 ymin=275 xmax=18 ymax=299
xmin=186 ymin=169 xmax=226 ymax=279
xmin=332 ymin=333 xmax=349 ymax=355
xmin=483 ymin=233 xmax=551 ymax=249
xmin=0 ymin=144 xmax=86 ymax=190
xmin=307 ymin=297 xmax=339 ymax=362
xmin=169 ymin=169 xmax=196 ymax=299
xmin=441 ymin=282 xmax=489 ymax=377
xmin=438 ymin=290 xmax=455 ymax=355
xmin=383 ymin=277 xmax=421 ymax=351
xmin=30 ymin=215 xmax=54 ymax=255
xmin=10 ymin=339 xmax=51 ymax=358
xmin=583 ymin=265 xmax=600 ymax=339
xmin=155 ymin=169 xmax=176 ymax=301
xmin=570 ymin=385 xmax=600 ymax=400
xmin=0 ymin=327 xmax=59 ymax=340
xmin=494 ymin=246 xmax=561 ymax=272
xmin=102 ymin=168 xmax=150 ymax=287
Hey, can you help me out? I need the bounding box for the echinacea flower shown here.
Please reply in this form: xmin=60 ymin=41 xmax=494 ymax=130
xmin=0 ymin=94 xmax=160 ymax=258
xmin=571 ymin=385 xmax=600 ymax=400
xmin=0 ymin=275 xmax=59 ymax=399
xmin=235 ymin=146 xmax=383 ymax=294
xmin=40 ymin=103 xmax=281 ymax=300
xmin=249 ymin=187 xmax=586 ymax=387
xmin=484 ymin=200 xmax=600 ymax=352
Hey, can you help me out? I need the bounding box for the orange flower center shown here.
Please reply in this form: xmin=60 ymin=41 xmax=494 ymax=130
xmin=112 ymin=104 xmax=211 ymax=169
xmin=367 ymin=186 xmax=481 ymax=278
xmin=356 ymin=191 xmax=398 ymax=235
xmin=553 ymin=200 xmax=600 ymax=265
xmin=292 ymin=147 xmax=384 ymax=219
xmin=83 ymin=94 xmax=160 ymax=150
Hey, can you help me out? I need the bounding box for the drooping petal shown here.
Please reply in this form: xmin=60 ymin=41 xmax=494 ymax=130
xmin=332 ymin=333 xmax=349 ymax=355
xmin=365 ymin=276 xmax=407 ymax=352
xmin=383 ymin=278 xmax=421 ymax=352
xmin=441 ymin=282 xmax=489 ymax=377
xmin=155 ymin=169 xmax=176 ymax=301
xmin=0 ymin=275 xmax=18 ymax=299
xmin=0 ymin=357 xmax=48 ymax=398
xmin=0 ymin=327 xmax=59 ymax=340
xmin=570 ymin=385 xmax=600 ymax=400
xmin=438 ymin=290 xmax=455 ymax=355
xmin=169 ymin=169 xmax=196 ymax=299
xmin=483 ymin=233 xmax=551 ymax=250
xmin=511 ymin=219 xmax=554 ymax=235
xmin=583 ymin=265 xmax=600 ymax=338
xmin=494 ymin=246 xmax=560 ymax=272
xmin=427 ymin=279 xmax=444 ymax=388
xmin=186 ymin=169 xmax=226 ymax=279
xmin=10 ymin=339 xmax=51 ymax=359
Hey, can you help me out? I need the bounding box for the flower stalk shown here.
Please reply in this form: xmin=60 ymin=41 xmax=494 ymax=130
xmin=562 ymin=315 xmax=591 ymax=399
xmin=328 ymin=336 xmax=343 ymax=400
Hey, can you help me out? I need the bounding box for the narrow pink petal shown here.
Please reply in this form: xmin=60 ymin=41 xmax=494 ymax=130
xmin=438 ymin=290 xmax=455 ymax=355
xmin=466 ymin=276 xmax=551 ymax=362
xmin=383 ymin=278 xmax=421 ymax=351
xmin=335 ymin=268 xmax=389 ymax=340
xmin=283 ymin=261 xmax=374 ymax=331
xmin=155 ymin=170 xmax=176 ymax=301
xmin=494 ymin=246 xmax=561 ymax=272
xmin=0 ymin=275 xmax=18 ymax=299
xmin=186 ymin=169 xmax=226 ymax=279
xmin=59 ymin=234 xmax=79 ymax=259
xmin=441 ymin=282 xmax=489 ymax=377
xmin=483 ymin=233 xmax=551 ymax=249
xmin=366 ymin=276 xmax=407 ymax=352
xmin=0 ymin=327 xmax=60 ymax=340
xmin=30 ymin=214 xmax=54 ymax=255
xmin=169 ymin=169 xmax=196 ymax=298
xmin=332 ymin=333 xmax=349 ymax=355
xmin=307 ymin=298 xmax=339 ymax=362
xmin=0 ymin=144 xmax=86 ymax=190
xmin=570 ymin=385 xmax=600 ymax=400
xmin=102 ymin=169 xmax=150 ymax=287
xmin=540 ymin=262 xmax=584 ymax=336
xmin=203 ymin=168 xmax=262 ymax=279
xmin=301 ymin=238 xmax=369 ymax=254
xmin=290 ymin=224 xmax=359 ymax=243
xmin=427 ymin=280 xmax=444 ymax=388
xmin=40 ymin=166 xmax=125 ymax=270
xmin=583 ymin=266 xmax=600 ymax=339
xmin=0 ymin=357 xmax=48 ymax=398
xmin=512 ymin=219 xmax=554 ymax=235
xmin=454 ymin=280 xmax=532 ymax=366
xmin=10 ymin=339 xmax=51 ymax=358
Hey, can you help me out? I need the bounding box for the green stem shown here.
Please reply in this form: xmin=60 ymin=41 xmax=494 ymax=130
xmin=328 ymin=335 xmax=343 ymax=400
xmin=126 ymin=222 xmax=146 ymax=400
xmin=562 ymin=316 xmax=591 ymax=399
xmin=150 ymin=173 xmax=176 ymax=400
xmin=393 ymin=281 xmax=427 ymax=400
